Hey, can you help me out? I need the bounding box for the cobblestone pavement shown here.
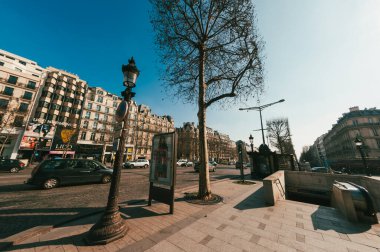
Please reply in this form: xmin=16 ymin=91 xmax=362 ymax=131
xmin=0 ymin=165 xmax=241 ymax=239
xmin=5 ymin=178 xmax=380 ymax=252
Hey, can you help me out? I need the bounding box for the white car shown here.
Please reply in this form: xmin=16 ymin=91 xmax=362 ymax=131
xmin=124 ymin=159 xmax=149 ymax=169
xmin=177 ymin=159 xmax=188 ymax=166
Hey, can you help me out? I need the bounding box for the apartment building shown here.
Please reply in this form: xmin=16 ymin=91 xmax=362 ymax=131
xmin=132 ymin=104 xmax=175 ymax=160
xmin=176 ymin=122 xmax=236 ymax=163
xmin=323 ymin=106 xmax=380 ymax=172
xmin=27 ymin=67 xmax=87 ymax=159
xmin=77 ymin=87 xmax=125 ymax=162
xmin=0 ymin=49 xmax=45 ymax=159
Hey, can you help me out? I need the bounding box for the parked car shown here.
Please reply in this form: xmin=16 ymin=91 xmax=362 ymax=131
xmin=210 ymin=161 xmax=218 ymax=166
xmin=194 ymin=162 xmax=216 ymax=172
xmin=124 ymin=159 xmax=149 ymax=169
xmin=176 ymin=159 xmax=188 ymax=166
xmin=0 ymin=159 xmax=26 ymax=173
xmin=235 ymin=161 xmax=249 ymax=169
xmin=27 ymin=159 xmax=113 ymax=189
xmin=184 ymin=161 xmax=193 ymax=167
xmin=311 ymin=167 xmax=330 ymax=173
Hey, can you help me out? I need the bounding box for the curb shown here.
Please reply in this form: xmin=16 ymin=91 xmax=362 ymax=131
xmin=0 ymin=174 xmax=248 ymax=251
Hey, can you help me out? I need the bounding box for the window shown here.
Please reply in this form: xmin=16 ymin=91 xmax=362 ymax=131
xmin=96 ymin=105 xmax=101 ymax=111
xmin=3 ymin=87 xmax=14 ymax=96
xmin=23 ymin=91 xmax=33 ymax=100
xmin=100 ymin=134 xmax=105 ymax=141
xmin=105 ymin=107 xmax=109 ymax=113
xmin=7 ymin=75 xmax=18 ymax=84
xmin=94 ymin=113 xmax=99 ymax=121
xmin=18 ymin=60 xmax=26 ymax=65
xmin=87 ymin=103 xmax=92 ymax=109
xmin=83 ymin=121 xmax=88 ymax=129
xmin=93 ymin=121 xmax=98 ymax=129
xmin=97 ymin=96 xmax=103 ymax=103
xmin=377 ymin=139 xmax=380 ymax=149
xmin=80 ymin=132 xmax=86 ymax=140
xmin=32 ymin=74 xmax=39 ymax=77
xmin=369 ymin=118 xmax=373 ymax=123
xmin=85 ymin=111 xmax=91 ymax=119
xmin=0 ymin=113 xmax=3 ymax=123
xmin=372 ymin=128 xmax=379 ymax=136
xmin=27 ymin=81 xmax=36 ymax=89
xmin=90 ymin=133 xmax=95 ymax=141
xmin=0 ymin=62 xmax=4 ymax=66
xmin=113 ymin=102 xmax=117 ymax=107
xmin=14 ymin=116 xmax=24 ymax=127
xmin=352 ymin=120 xmax=358 ymax=126
xmin=104 ymin=115 xmax=108 ymax=122
xmin=0 ymin=99 xmax=9 ymax=108
xmin=51 ymin=104 xmax=60 ymax=110
xmin=18 ymin=103 xmax=28 ymax=112
xmin=15 ymin=67 xmax=22 ymax=72
xmin=6 ymin=56 xmax=15 ymax=60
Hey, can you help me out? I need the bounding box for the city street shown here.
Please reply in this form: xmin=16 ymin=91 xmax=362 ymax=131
xmin=0 ymin=164 xmax=242 ymax=239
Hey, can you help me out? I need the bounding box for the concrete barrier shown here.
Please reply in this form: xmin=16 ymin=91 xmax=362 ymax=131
xmin=263 ymin=170 xmax=286 ymax=206
xmin=285 ymin=171 xmax=380 ymax=212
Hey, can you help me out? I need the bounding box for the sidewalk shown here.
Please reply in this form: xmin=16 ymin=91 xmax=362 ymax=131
xmin=4 ymin=177 xmax=380 ymax=252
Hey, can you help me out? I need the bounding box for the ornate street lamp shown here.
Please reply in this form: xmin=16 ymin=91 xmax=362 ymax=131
xmin=354 ymin=137 xmax=371 ymax=176
xmin=87 ymin=57 xmax=140 ymax=244
xmin=239 ymin=99 xmax=285 ymax=146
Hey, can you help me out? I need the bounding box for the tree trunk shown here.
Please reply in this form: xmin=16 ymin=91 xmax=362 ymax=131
xmin=198 ymin=45 xmax=212 ymax=200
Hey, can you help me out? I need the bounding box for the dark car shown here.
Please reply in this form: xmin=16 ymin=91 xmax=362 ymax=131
xmin=0 ymin=159 xmax=26 ymax=173
xmin=194 ymin=162 xmax=216 ymax=172
xmin=27 ymin=159 xmax=113 ymax=189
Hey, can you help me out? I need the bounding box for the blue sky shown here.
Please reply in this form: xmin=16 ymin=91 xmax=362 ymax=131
xmin=1 ymin=0 xmax=379 ymax=157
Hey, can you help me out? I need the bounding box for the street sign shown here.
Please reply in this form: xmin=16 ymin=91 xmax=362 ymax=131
xmin=115 ymin=101 xmax=128 ymax=122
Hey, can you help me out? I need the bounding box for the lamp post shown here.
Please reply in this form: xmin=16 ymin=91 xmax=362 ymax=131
xmin=239 ymin=99 xmax=285 ymax=145
xmin=354 ymin=137 xmax=370 ymax=176
xmin=87 ymin=57 xmax=139 ymax=244
xmin=249 ymin=134 xmax=254 ymax=178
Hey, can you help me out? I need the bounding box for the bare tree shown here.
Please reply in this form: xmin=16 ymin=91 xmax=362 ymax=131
xmin=151 ymin=0 xmax=264 ymax=199
xmin=266 ymin=118 xmax=295 ymax=155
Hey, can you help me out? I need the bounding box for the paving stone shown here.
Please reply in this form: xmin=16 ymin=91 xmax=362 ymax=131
xmin=150 ymin=240 xmax=183 ymax=252
xmin=205 ymin=237 xmax=243 ymax=252
xmin=249 ymin=233 xmax=260 ymax=244
xmin=199 ymin=235 xmax=213 ymax=245
xmin=166 ymin=233 xmax=211 ymax=252
xmin=296 ymin=233 xmax=305 ymax=243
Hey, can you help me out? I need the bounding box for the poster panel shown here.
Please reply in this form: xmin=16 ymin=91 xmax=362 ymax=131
xmin=51 ymin=125 xmax=78 ymax=152
xmin=150 ymin=132 xmax=175 ymax=186
xmin=19 ymin=136 xmax=38 ymax=150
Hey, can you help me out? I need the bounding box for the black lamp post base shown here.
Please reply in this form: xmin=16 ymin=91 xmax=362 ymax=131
xmin=85 ymin=209 xmax=128 ymax=245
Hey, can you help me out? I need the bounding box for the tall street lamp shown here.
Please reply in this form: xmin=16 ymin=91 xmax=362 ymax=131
xmin=239 ymin=99 xmax=285 ymax=146
xmin=354 ymin=137 xmax=371 ymax=176
xmin=249 ymin=134 xmax=254 ymax=178
xmin=87 ymin=57 xmax=140 ymax=244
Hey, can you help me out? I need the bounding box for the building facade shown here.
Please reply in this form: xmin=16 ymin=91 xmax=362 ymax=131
xmin=176 ymin=122 xmax=236 ymax=163
xmin=322 ymin=106 xmax=380 ymax=173
xmin=0 ymin=49 xmax=46 ymax=159
xmin=77 ymin=87 xmax=123 ymax=162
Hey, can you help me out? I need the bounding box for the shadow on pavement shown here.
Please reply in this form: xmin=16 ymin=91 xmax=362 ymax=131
xmin=0 ymin=207 xmax=103 ymax=239
xmin=310 ymin=205 xmax=371 ymax=234
xmin=233 ymin=187 xmax=267 ymax=210
xmin=0 ymin=183 xmax=37 ymax=193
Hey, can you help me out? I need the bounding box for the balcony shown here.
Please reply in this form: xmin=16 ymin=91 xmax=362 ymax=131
xmin=48 ymin=72 xmax=58 ymax=79
xmin=55 ymin=89 xmax=65 ymax=96
xmin=67 ymin=92 xmax=75 ymax=99
xmin=75 ymin=94 xmax=84 ymax=101
xmin=46 ymin=77 xmax=57 ymax=84
xmin=60 ymin=111 xmax=70 ymax=117
xmin=36 ymin=106 xmax=48 ymax=114
xmin=49 ymin=109 xmax=60 ymax=116
xmin=40 ymin=96 xmax=51 ymax=103
xmin=68 ymin=78 xmax=77 ymax=85
xmin=70 ymin=113 xmax=80 ymax=119
xmin=68 ymin=84 xmax=77 ymax=91
xmin=43 ymin=85 xmax=54 ymax=93
xmin=63 ymin=101 xmax=73 ymax=107
xmin=58 ymin=76 xmax=68 ymax=82
xmin=73 ymin=103 xmax=81 ymax=110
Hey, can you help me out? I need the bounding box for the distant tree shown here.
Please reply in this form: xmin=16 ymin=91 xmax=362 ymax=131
xmin=0 ymin=104 xmax=18 ymax=157
xmin=150 ymin=0 xmax=264 ymax=199
xmin=299 ymin=145 xmax=319 ymax=167
xmin=266 ymin=118 xmax=295 ymax=155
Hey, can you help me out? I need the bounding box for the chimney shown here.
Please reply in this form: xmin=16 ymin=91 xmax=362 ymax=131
xmin=349 ymin=106 xmax=359 ymax=112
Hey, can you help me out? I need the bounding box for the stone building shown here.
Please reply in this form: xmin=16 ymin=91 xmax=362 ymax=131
xmin=0 ymin=49 xmax=46 ymax=159
xmin=322 ymin=106 xmax=380 ymax=173
xmin=76 ymin=87 xmax=124 ymax=162
xmin=131 ymin=104 xmax=175 ymax=161
xmin=176 ymin=122 xmax=236 ymax=163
